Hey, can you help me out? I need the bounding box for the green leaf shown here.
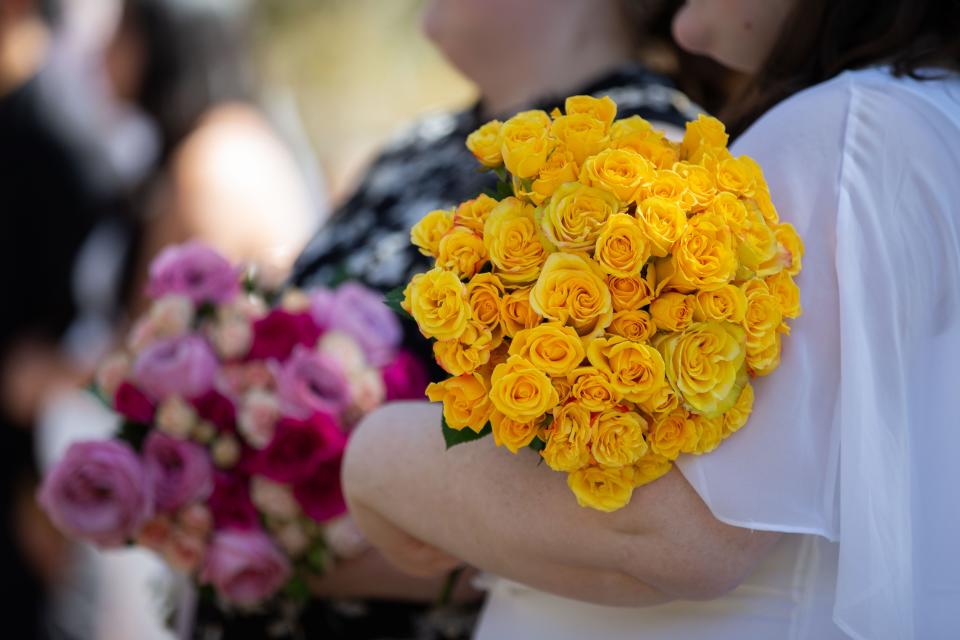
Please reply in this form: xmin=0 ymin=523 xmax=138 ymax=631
xmin=384 ymin=286 xmax=412 ymax=320
xmin=116 ymin=421 xmax=150 ymax=452
xmin=86 ymin=382 xmax=112 ymax=409
xmin=442 ymin=413 xmax=491 ymax=449
xmin=492 ymin=166 xmax=508 ymax=182
xmin=282 ymin=574 xmax=311 ymax=605
xmin=305 ymin=542 xmax=329 ymax=574
xmin=527 ymin=436 xmax=546 ymax=453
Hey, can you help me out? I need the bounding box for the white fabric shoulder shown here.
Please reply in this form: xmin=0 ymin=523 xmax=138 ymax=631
xmin=677 ymin=67 xmax=960 ymax=640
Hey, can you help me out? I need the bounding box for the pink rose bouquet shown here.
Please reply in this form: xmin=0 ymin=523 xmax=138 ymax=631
xmin=39 ymin=242 xmax=429 ymax=610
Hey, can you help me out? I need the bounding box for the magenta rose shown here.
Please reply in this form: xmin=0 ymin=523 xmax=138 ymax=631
xmin=274 ymin=345 xmax=350 ymax=420
xmin=132 ymin=334 xmax=218 ymax=401
xmin=247 ymin=310 xmax=321 ymax=361
xmin=191 ymin=389 xmax=237 ymax=432
xmin=143 ymin=431 xmax=213 ymax=512
xmin=201 ymin=530 xmax=291 ymax=607
xmin=207 ymin=471 xmax=259 ymax=531
xmin=114 ymin=382 xmax=156 ymax=423
xmin=319 ymin=283 xmax=402 ymax=367
xmin=38 ymin=441 xmax=153 ymax=547
xmin=255 ymin=413 xmax=346 ymax=485
xmin=381 ymin=350 xmax=430 ymax=401
xmin=147 ymin=240 xmax=240 ymax=305
xmin=293 ymin=457 xmax=346 ymax=523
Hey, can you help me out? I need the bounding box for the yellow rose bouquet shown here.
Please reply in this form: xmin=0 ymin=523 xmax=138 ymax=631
xmin=392 ymin=96 xmax=804 ymax=512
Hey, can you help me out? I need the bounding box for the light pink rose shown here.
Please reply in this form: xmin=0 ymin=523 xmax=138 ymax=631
xmin=132 ymin=334 xmax=218 ymax=401
xmin=324 ymin=516 xmax=370 ymax=560
xmin=280 ymin=289 xmax=311 ymax=313
xmin=165 ymin=529 xmax=207 ymax=574
xmin=250 ymin=476 xmax=300 ymax=521
xmin=95 ymin=352 xmax=130 ymax=399
xmin=149 ymin=295 xmax=195 ymax=337
xmin=136 ymin=515 xmax=174 ymax=552
xmin=156 ymin=395 xmax=198 ymax=439
xmin=343 ymin=369 xmax=385 ymax=426
xmin=319 ymin=331 xmax=368 ymax=375
xmin=274 ymin=521 xmax=309 ymax=557
xmin=237 ymin=390 xmax=280 ymax=449
xmin=211 ymin=435 xmax=241 ymax=468
xmin=209 ymin=315 xmax=253 ymax=360
xmin=201 ymin=530 xmax=291 ymax=607
xmin=178 ymin=503 xmax=213 ymax=535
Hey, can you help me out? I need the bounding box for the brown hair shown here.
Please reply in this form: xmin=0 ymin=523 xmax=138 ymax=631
xmin=725 ymin=0 xmax=960 ymax=138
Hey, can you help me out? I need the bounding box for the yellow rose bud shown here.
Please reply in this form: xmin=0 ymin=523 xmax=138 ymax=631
xmin=539 ymin=182 xmax=620 ymax=252
xmin=674 ymin=161 xmax=717 ymax=211
xmin=650 ymin=292 xmax=696 ymax=332
xmin=607 ymin=268 xmax=657 ymax=312
xmin=551 ymin=113 xmax=608 ymax=165
xmin=668 ymin=212 xmax=738 ymax=292
xmin=775 ymin=223 xmax=804 ymax=276
xmin=489 ymin=355 xmax=559 ymax=422
xmin=466 ymin=273 xmax=505 ymax=346
xmin=764 ymin=271 xmax=801 ymax=319
xmin=567 ymin=465 xmax=635 ymax=512
xmin=404 ymin=268 xmax=470 ymax=341
xmin=564 ymin=95 xmax=617 ymax=130
xmin=579 ymin=148 xmax=654 ymax=203
xmin=722 ymin=383 xmax=754 ymax=437
xmin=607 ymin=309 xmax=657 ymax=342
xmin=716 ymin=156 xmax=756 ymax=197
xmin=436 ymin=227 xmax=488 ymax=279
xmin=454 ymin=194 xmax=499 ymax=234
xmin=530 ymin=252 xmax=613 ymax=339
xmin=490 ymin=411 xmax=540 ymax=454
xmin=567 ymin=366 xmax=622 ymax=412
xmin=641 ymin=169 xmax=694 ymax=208
xmin=466 ymin=120 xmax=503 ymax=167
xmin=657 ymin=321 xmax=748 ymax=417
xmin=587 ymin=335 xmax=666 ymax=403
xmin=753 ymin=188 xmax=780 ymax=225
xmin=637 ymin=196 xmax=688 ymax=257
xmin=530 ymin=144 xmax=579 ymax=205
xmin=411 ymin=209 xmax=454 ymax=257
xmin=594 ymin=213 xmax=651 ymax=277
xmin=591 ymin=408 xmax=649 ymax=467
xmin=681 ymin=114 xmax=729 ymax=159
xmin=500 ymin=110 xmax=553 ymax=178
xmin=741 ymin=279 xmax=783 ymax=375
xmin=638 ymin=384 xmax=681 ymax=416
xmin=508 ymin=322 xmax=586 ymax=377
xmin=648 ymin=408 xmax=698 ymax=460
xmin=542 ymin=403 xmax=592 ymax=472
xmin=633 ymin=453 xmax=672 ymax=487
xmin=433 ymin=321 xmax=495 ymax=376
xmin=426 ymin=373 xmax=492 ymax=433
xmin=610 ymin=114 xmax=654 ymax=141
xmin=690 ymin=414 xmax=724 ymax=454
xmin=500 ymin=286 xmax=542 ymax=337
xmin=484 ymin=197 xmax=549 ymax=284
xmin=694 ymin=284 xmax=748 ymax=323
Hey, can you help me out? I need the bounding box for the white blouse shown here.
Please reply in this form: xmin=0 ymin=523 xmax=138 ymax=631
xmin=475 ymin=67 xmax=960 ymax=640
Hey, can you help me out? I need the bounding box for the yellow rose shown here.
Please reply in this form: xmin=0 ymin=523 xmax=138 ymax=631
xmin=658 ymin=321 xmax=748 ymax=417
xmin=648 ymin=408 xmax=699 ymax=460
xmin=716 ymin=156 xmax=756 ymax=197
xmin=403 ymin=268 xmax=470 ymax=341
xmin=490 ymin=355 xmax=559 ymax=422
xmin=707 ymin=191 xmax=749 ymax=231
xmin=564 ymin=95 xmax=617 ymax=130
xmin=539 ymin=182 xmax=620 ymax=251
xmin=641 ymin=169 xmax=694 ymax=208
xmin=607 ymin=309 xmax=657 ymax=342
xmin=490 ymin=411 xmax=540 ymax=454
xmin=618 ymin=136 xmax=678 ymax=170
xmin=722 ymin=383 xmax=754 ymax=437
xmin=500 ymin=286 xmax=542 ymax=337
xmin=454 ymin=194 xmax=499 ymax=234
xmin=500 ymin=110 xmax=553 ymax=178
xmin=551 ymin=113 xmax=608 ymax=165
xmin=566 ymin=366 xmax=622 ymax=412
xmin=466 ymin=120 xmax=503 ymax=168
xmin=667 ymin=212 xmax=738 ymax=292
xmin=693 ymin=285 xmax=747 ymax=323
xmin=484 ymin=197 xmax=548 ymax=284
xmin=530 ymin=253 xmax=613 ymax=339
xmin=741 ymin=280 xmax=783 ymax=375
xmin=591 ymin=408 xmax=649 ymax=467
xmin=734 ymin=206 xmax=780 ymax=276
xmin=553 ymin=376 xmax=573 ymax=404
xmin=775 ymin=223 xmax=804 ymax=276
xmin=650 ymin=292 xmax=696 ymax=332
xmin=690 ymin=414 xmax=724 ymax=454
xmin=436 ymin=227 xmax=488 ymax=279
xmin=747 ymin=331 xmax=781 ymax=376
xmin=466 ymin=273 xmax=505 ymax=346
xmin=594 ymin=213 xmax=651 ymax=277
xmin=579 ymin=148 xmax=654 ymax=203
xmin=673 ymin=161 xmax=717 ymax=211
xmin=681 ymin=114 xmax=729 ymax=159
xmin=764 ymin=271 xmax=801 ymax=319
xmin=410 ymin=209 xmax=454 ymax=257
xmin=530 ymin=144 xmax=579 ymax=205
xmin=509 ymin=322 xmax=586 ymax=377
xmin=636 ymin=196 xmax=688 ymax=257
xmin=425 ymin=373 xmax=491 ymax=432
xmin=567 ymin=465 xmax=636 ymax=512
xmin=633 ymin=453 xmax=672 ymax=487
xmin=609 ymin=114 xmax=655 ymax=141
xmin=587 ymin=335 xmax=666 ymax=403
xmin=607 ymin=268 xmax=657 ymax=312
xmin=542 ymin=402 xmax=592 ymax=472
xmin=432 ymin=321 xmax=495 ymax=376
xmin=638 ymin=385 xmax=681 ymax=416
xmin=752 ymin=188 xmax=780 ymax=225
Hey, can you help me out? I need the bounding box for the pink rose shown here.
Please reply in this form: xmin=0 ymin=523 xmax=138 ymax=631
xmin=191 ymin=390 xmax=237 ymax=432
xmin=143 ymin=431 xmax=213 ymax=512
xmin=136 ymin=515 xmax=174 ymax=552
xmin=312 ymin=283 xmax=402 ymax=367
xmin=133 ymin=335 xmax=218 ymax=401
xmin=201 ymin=530 xmax=291 ymax=607
xmin=207 ymin=471 xmax=259 ymax=531
xmin=218 ymin=362 xmax=275 ymax=398
xmin=254 ymin=413 xmax=346 ymax=485
xmin=178 ymin=503 xmax=213 ymax=535
xmin=147 ymin=241 xmax=240 ymax=305
xmin=247 ymin=310 xmax=321 ymax=361
xmin=114 ymin=382 xmax=156 ymax=423
xmin=38 ymin=441 xmax=153 ymax=547
xmin=274 ymin=345 xmax=351 ymax=420
xmin=293 ymin=457 xmax=347 ymax=524
xmin=237 ymin=390 xmax=280 ymax=449
xmin=95 ymin=352 xmax=130 ymax=399
xmin=381 ymin=350 xmax=430 ymax=401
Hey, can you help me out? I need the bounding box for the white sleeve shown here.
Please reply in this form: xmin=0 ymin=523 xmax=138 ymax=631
xmin=677 ymin=70 xmax=960 ymax=640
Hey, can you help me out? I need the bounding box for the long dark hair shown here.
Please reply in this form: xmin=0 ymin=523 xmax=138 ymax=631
xmin=725 ymin=0 xmax=960 ymax=137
